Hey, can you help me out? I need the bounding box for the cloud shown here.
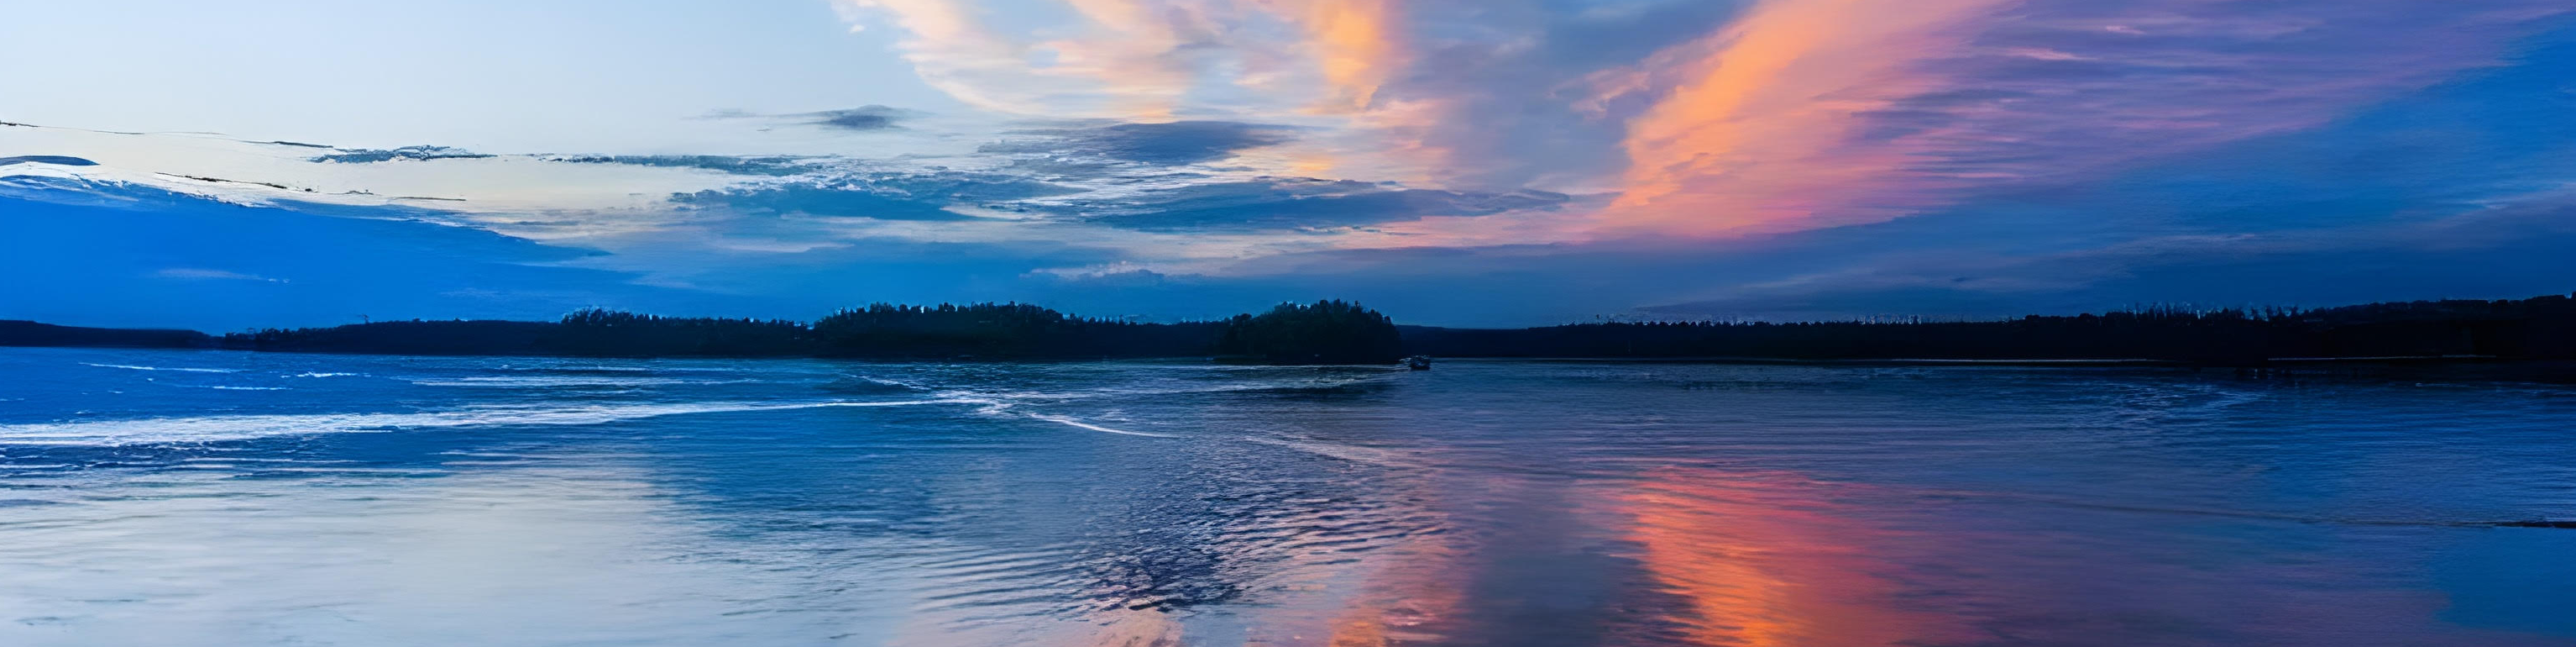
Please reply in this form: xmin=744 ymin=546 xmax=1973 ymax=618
xmin=1639 ymin=199 xmax=2576 ymax=321
xmin=1282 ymin=0 xmax=1406 ymax=113
xmin=1594 ymin=0 xmax=2020 ymax=236
xmin=153 ymin=268 xmax=287 ymax=283
xmin=1331 ymin=0 xmax=1747 ymax=189
xmin=1591 ymin=0 xmax=2576 ymax=238
xmin=979 ymin=120 xmax=1296 ymax=166
xmin=0 ymin=155 xmax=97 ymax=167
xmin=822 ymin=0 xmax=1449 ymax=183
xmin=830 ymin=0 xmax=1100 ymax=115
xmin=669 ymin=171 xmax=1081 ymax=225
xmin=673 ymin=184 xmax=978 ymax=222
xmin=799 ymin=105 xmax=909 ymax=130
xmin=1066 ymin=177 xmax=1568 ymax=232
xmin=543 ymin=155 xmax=818 ymax=176
xmin=698 ymin=105 xmax=919 ymax=132
xmin=310 ymin=145 xmax=495 ymax=163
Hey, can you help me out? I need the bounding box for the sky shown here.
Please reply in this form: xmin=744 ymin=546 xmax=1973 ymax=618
xmin=3 ymin=0 xmax=2574 ymax=330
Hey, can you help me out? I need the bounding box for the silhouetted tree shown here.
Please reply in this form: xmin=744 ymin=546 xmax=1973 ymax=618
xmin=1217 ymin=300 xmax=1404 ymax=364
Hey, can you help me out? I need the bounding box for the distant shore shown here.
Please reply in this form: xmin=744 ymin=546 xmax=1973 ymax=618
xmin=7 ymin=291 xmax=2575 ymax=371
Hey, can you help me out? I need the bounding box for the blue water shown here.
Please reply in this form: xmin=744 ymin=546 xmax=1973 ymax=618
xmin=2 ymin=347 xmax=2572 ymax=646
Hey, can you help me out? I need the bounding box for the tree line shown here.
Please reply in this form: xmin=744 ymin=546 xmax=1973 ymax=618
xmin=1399 ymin=294 xmax=2576 ymax=363
xmin=215 ymin=300 xmax=1407 ymax=364
xmin=10 ymin=292 xmax=2576 ymax=366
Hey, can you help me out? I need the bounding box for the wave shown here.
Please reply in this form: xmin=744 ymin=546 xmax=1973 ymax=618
xmin=287 ymin=372 xmax=363 ymax=378
xmin=820 ymin=375 xmax=930 ymax=396
xmin=1024 ymin=414 xmax=1175 ymax=438
xmin=488 ymin=365 xmax=749 ymax=375
xmin=1243 ymin=437 xmax=1420 ymax=468
xmin=924 ymin=375 xmax=1397 ymax=404
xmin=1097 ymin=375 xmax=1399 ymax=397
xmin=857 ymin=375 xmax=925 ymax=389
xmin=492 ymin=365 xmax=657 ymax=374
xmin=0 ymin=399 xmax=969 ymax=446
xmin=82 ymin=363 xmax=238 ymax=374
xmin=939 ymin=392 xmax=1177 ymax=439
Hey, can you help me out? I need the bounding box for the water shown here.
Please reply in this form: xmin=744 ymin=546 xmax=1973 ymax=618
xmin=2 ymin=347 xmax=2572 ymax=646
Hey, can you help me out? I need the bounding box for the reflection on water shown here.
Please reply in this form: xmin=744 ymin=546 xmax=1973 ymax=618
xmin=2 ymin=349 xmax=2573 ymax=646
xmin=1617 ymin=470 xmax=1964 ymax=647
xmin=0 ymin=466 xmax=855 ymax=645
xmin=1309 ymin=503 xmax=1463 ymax=647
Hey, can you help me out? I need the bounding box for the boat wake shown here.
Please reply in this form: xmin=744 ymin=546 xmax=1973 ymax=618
xmin=1024 ymin=413 xmax=1176 ymax=438
xmin=0 ymin=399 xmax=967 ymax=446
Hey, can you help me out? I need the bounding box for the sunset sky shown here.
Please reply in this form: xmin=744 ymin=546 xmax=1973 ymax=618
xmin=5 ymin=0 xmax=2573 ymax=329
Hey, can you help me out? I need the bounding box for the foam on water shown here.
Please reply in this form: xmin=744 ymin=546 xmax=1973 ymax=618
xmin=0 ymin=399 xmax=968 ymax=446
xmin=1025 ymin=414 xmax=1176 ymax=438
xmin=922 ymin=387 xmax=1177 ymax=439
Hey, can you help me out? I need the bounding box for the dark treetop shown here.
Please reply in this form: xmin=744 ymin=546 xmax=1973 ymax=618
xmin=6 ymin=293 xmax=2576 ymax=367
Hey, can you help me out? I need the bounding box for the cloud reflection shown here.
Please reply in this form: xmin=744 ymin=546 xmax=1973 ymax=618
xmin=1616 ymin=468 xmax=1971 ymax=647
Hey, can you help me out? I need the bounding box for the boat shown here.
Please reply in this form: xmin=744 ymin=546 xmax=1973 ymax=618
xmin=1405 ymin=355 xmax=1432 ymax=371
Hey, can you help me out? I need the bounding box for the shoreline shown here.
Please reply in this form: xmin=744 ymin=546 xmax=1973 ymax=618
xmin=6 ymin=343 xmax=2569 ymax=379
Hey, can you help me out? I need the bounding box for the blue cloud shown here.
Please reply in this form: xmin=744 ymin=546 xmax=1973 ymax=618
xmin=673 ymin=184 xmax=973 ymax=222
xmin=672 ymin=172 xmax=1080 ymax=224
xmin=982 ymin=121 xmax=1296 ymax=166
xmin=310 ymin=145 xmax=494 ymax=163
xmin=801 ymin=106 xmax=907 ymax=131
xmin=545 ymin=155 xmax=817 ymax=176
xmin=1069 ymin=178 xmax=1568 ymax=232
xmin=0 ymin=155 xmax=97 ymax=167
xmin=702 ymin=105 xmax=915 ymax=131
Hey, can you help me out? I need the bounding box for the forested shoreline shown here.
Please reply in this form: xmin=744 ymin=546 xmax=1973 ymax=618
xmin=5 ymin=292 xmax=2574 ymax=366
xmin=0 ymin=301 xmax=1409 ymax=365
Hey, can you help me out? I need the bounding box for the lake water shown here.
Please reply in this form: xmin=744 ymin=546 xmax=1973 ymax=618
xmin=0 ymin=347 xmax=2571 ymax=646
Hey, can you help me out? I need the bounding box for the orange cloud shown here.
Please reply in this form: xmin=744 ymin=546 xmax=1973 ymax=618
xmin=1275 ymin=0 xmax=1491 ymax=186
xmin=1040 ymin=0 xmax=1226 ymax=120
xmin=835 ymin=0 xmax=1045 ymax=113
xmin=842 ymin=0 xmax=1446 ymax=177
xmin=1601 ymin=0 xmax=2013 ymax=237
xmin=1287 ymin=0 xmax=1404 ymax=114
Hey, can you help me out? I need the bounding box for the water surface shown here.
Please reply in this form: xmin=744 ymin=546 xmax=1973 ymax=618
xmin=2 ymin=348 xmax=2572 ymax=646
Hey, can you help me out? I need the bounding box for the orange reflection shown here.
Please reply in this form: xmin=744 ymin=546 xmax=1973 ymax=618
xmin=1617 ymin=468 xmax=1969 ymax=647
xmin=1083 ymin=608 xmax=1187 ymax=646
xmin=1315 ymin=538 xmax=1464 ymax=646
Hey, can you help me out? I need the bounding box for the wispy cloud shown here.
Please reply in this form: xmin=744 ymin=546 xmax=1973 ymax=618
xmin=311 ymin=146 xmax=495 ymax=164
xmin=978 ymin=120 xmax=1296 ymax=165
xmin=1594 ymin=0 xmax=2576 ymax=238
xmin=1598 ymin=0 xmax=2012 ymax=236
xmin=802 ymin=106 xmax=910 ymax=131
xmin=154 ymin=268 xmax=288 ymax=283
